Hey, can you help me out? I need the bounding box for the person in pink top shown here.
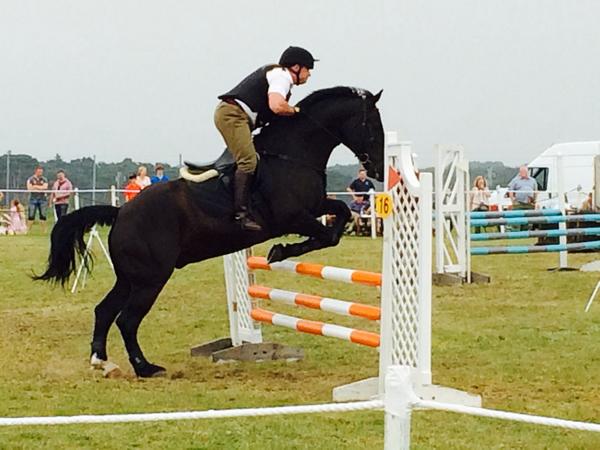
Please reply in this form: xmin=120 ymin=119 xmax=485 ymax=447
xmin=50 ymin=169 xmax=73 ymax=220
xmin=8 ymin=199 xmax=27 ymax=234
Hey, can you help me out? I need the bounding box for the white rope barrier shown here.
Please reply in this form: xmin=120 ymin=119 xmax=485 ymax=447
xmin=0 ymin=400 xmax=383 ymax=427
xmin=416 ymin=399 xmax=600 ymax=433
xmin=2 ymin=396 xmax=598 ymax=434
xmin=0 ymin=367 xmax=598 ymax=450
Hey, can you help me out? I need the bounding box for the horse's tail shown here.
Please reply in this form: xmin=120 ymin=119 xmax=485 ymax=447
xmin=33 ymin=205 xmax=119 ymax=286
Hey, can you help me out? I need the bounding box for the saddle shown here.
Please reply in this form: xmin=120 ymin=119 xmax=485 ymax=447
xmin=181 ymin=149 xmax=236 ymax=183
xmin=182 ymin=149 xmax=270 ymax=222
xmin=184 ymin=149 xmax=236 ymax=174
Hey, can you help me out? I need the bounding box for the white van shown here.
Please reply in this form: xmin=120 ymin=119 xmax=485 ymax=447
xmin=527 ymin=141 xmax=600 ymax=210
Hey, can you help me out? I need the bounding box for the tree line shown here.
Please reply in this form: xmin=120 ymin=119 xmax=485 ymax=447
xmin=0 ymin=153 xmax=181 ymax=192
xmin=0 ymin=153 xmax=518 ymax=201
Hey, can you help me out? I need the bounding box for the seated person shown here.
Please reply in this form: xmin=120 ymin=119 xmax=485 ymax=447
xmin=581 ymin=192 xmax=594 ymax=211
xmin=347 ymin=196 xmax=371 ymax=235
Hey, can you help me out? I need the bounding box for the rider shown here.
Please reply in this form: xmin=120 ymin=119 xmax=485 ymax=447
xmin=215 ymin=46 xmax=317 ymax=231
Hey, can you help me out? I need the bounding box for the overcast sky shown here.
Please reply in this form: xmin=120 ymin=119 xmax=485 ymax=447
xmin=1 ymin=0 xmax=599 ymax=168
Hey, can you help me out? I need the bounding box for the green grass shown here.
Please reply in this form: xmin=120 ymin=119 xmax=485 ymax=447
xmin=1 ymin=230 xmax=600 ymax=449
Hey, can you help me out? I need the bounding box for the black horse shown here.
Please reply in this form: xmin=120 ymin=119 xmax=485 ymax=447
xmin=35 ymin=86 xmax=385 ymax=377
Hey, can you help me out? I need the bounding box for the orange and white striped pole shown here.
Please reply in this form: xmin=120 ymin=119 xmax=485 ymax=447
xmin=247 ymin=256 xmax=381 ymax=287
xmin=250 ymin=308 xmax=380 ymax=348
xmin=248 ymin=285 xmax=380 ymax=321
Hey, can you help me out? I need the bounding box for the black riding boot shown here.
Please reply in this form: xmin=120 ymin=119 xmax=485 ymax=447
xmin=233 ymin=169 xmax=263 ymax=232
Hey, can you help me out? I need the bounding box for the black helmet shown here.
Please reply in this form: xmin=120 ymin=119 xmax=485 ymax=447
xmin=279 ymin=46 xmax=318 ymax=69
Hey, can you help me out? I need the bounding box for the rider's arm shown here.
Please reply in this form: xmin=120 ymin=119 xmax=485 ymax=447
xmin=267 ymin=68 xmax=298 ymax=116
xmin=268 ymin=93 xmax=297 ymax=116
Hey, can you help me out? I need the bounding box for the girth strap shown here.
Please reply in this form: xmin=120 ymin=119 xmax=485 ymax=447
xmin=257 ymin=150 xmax=325 ymax=177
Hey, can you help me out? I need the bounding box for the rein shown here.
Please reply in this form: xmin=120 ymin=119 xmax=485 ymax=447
xmin=300 ymin=96 xmax=375 ymax=167
xmin=257 ymin=92 xmax=376 ymax=174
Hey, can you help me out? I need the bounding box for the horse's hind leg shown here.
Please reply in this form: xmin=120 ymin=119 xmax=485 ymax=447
xmin=116 ymin=280 xmax=169 ymax=378
xmin=90 ymin=276 xmax=130 ymax=367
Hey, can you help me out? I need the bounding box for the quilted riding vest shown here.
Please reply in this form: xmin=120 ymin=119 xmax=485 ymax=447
xmin=218 ymin=64 xmax=290 ymax=128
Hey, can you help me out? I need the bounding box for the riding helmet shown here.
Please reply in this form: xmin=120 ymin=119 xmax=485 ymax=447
xmin=279 ymin=46 xmax=318 ymax=69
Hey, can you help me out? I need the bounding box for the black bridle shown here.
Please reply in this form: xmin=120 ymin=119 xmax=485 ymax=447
xmin=301 ymin=93 xmax=376 ymax=168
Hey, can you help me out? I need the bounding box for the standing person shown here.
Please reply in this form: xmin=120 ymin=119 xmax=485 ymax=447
xmin=8 ymin=199 xmax=27 ymax=234
xmin=470 ymin=176 xmax=491 ymax=212
xmin=508 ymin=165 xmax=538 ymax=231
xmin=508 ymin=166 xmax=538 ymax=210
xmin=346 ymin=168 xmax=376 ymax=236
xmin=215 ymin=46 xmax=317 ymax=231
xmin=50 ymin=169 xmax=73 ymax=220
xmin=347 ymin=168 xmax=376 ymax=204
xmin=26 ymin=166 xmax=48 ymax=232
xmin=150 ymin=164 xmax=169 ymax=184
xmin=124 ymin=174 xmax=142 ymax=202
xmin=136 ymin=166 xmax=151 ymax=189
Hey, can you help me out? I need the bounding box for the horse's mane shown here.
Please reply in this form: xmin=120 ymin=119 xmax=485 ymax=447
xmin=257 ymin=86 xmax=376 ymax=143
xmin=297 ymin=86 xmax=373 ymax=110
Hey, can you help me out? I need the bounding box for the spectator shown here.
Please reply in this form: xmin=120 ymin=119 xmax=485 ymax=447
xmin=346 ymin=168 xmax=376 ymax=236
xmin=50 ymin=169 xmax=73 ymax=220
xmin=8 ymin=199 xmax=27 ymax=235
xmin=347 ymin=196 xmax=371 ymax=235
xmin=150 ymin=164 xmax=169 ymax=184
xmin=582 ymin=192 xmax=594 ymax=211
xmin=470 ymin=176 xmax=491 ymax=234
xmin=470 ymin=176 xmax=491 ymax=211
xmin=26 ymin=166 xmax=48 ymax=232
xmin=508 ymin=165 xmax=538 ymax=231
xmin=347 ymin=168 xmax=376 ymax=203
xmin=124 ymin=174 xmax=142 ymax=202
xmin=508 ymin=165 xmax=537 ymax=210
xmin=136 ymin=166 xmax=151 ymax=189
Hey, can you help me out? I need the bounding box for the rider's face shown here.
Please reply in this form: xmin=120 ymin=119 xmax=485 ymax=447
xmin=297 ymin=66 xmax=311 ymax=85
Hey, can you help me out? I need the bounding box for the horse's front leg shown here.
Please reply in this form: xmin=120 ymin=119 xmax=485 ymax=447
xmin=267 ymin=200 xmax=351 ymax=263
xmin=320 ymin=198 xmax=352 ymax=246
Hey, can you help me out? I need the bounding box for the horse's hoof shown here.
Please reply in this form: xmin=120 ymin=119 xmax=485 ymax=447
xmin=102 ymin=362 xmax=124 ymax=379
xmin=150 ymin=369 xmax=168 ymax=378
xmin=135 ymin=363 xmax=167 ymax=378
xmin=267 ymin=244 xmax=285 ymax=263
xmin=90 ymin=353 xmax=107 ymax=370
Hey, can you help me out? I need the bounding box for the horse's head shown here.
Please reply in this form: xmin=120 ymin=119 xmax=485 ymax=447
xmin=297 ymin=87 xmax=385 ymax=181
xmin=336 ymin=88 xmax=384 ymax=182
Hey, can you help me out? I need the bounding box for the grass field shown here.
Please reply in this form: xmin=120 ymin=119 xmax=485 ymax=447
xmin=1 ymin=228 xmax=600 ymax=449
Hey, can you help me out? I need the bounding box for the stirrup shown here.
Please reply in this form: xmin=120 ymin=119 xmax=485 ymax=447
xmin=236 ymin=212 xmax=262 ymax=231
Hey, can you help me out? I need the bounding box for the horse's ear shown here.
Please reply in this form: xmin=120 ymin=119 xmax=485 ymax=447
xmin=372 ymin=89 xmax=383 ymax=104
